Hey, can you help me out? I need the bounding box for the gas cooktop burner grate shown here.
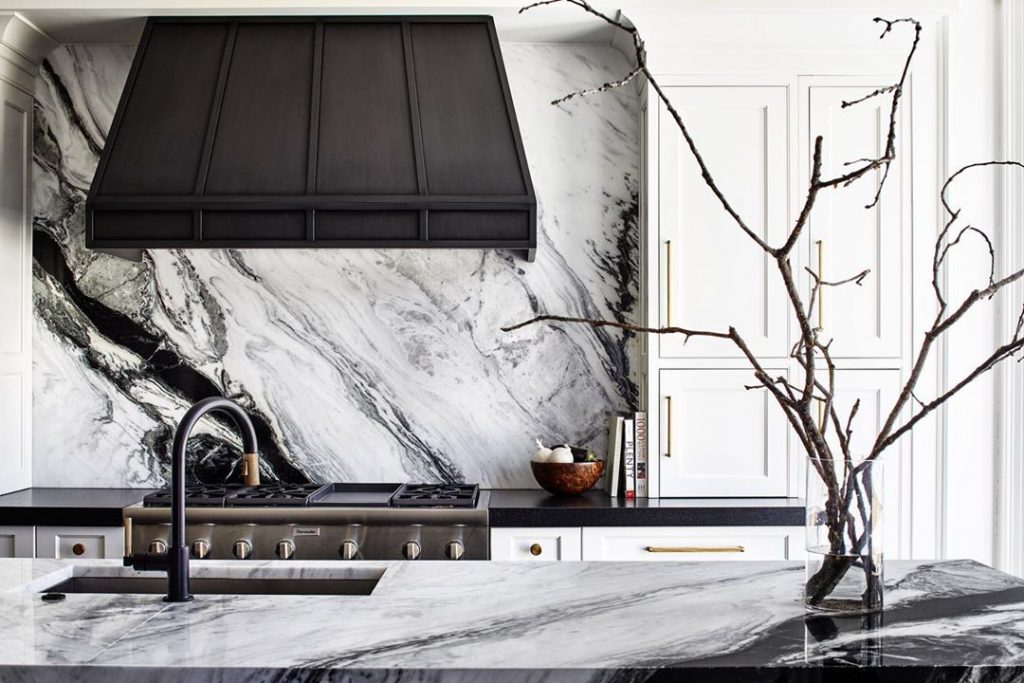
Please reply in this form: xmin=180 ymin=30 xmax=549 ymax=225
xmin=392 ymin=484 xmax=480 ymax=508
xmin=226 ymin=483 xmax=330 ymax=506
xmin=143 ymin=484 xmax=249 ymax=508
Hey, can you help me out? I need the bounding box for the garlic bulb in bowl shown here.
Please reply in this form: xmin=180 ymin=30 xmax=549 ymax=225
xmin=531 ymin=439 xmax=553 ymax=463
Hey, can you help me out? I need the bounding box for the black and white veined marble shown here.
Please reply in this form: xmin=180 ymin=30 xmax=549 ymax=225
xmin=30 ymin=43 xmax=640 ymax=488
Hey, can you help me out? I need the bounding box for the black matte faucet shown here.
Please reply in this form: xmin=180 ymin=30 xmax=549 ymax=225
xmin=124 ymin=397 xmax=260 ymax=602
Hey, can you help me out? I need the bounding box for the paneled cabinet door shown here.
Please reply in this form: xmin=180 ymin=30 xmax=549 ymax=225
xmin=35 ymin=526 xmax=124 ymax=559
xmin=581 ymin=526 xmax=803 ymax=561
xmin=0 ymin=82 xmax=33 ymax=495
xmin=658 ymin=84 xmax=790 ymax=359
xmin=659 ymin=369 xmax=790 ymax=497
xmin=0 ymin=526 xmax=34 ymax=558
xmin=490 ymin=527 xmax=582 ymax=561
xmin=804 ymin=82 xmax=907 ymax=359
xmin=818 ymin=368 xmax=905 ymax=556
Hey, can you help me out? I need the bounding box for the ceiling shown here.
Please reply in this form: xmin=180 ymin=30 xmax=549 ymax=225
xmin=5 ymin=0 xmax=960 ymax=45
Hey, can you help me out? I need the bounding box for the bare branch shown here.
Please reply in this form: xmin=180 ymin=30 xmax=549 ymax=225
xmin=551 ymin=67 xmax=642 ymax=106
xmin=500 ymin=314 xmax=731 ymax=340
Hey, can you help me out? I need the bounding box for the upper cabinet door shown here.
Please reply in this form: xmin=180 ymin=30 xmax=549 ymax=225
xmin=804 ymin=82 xmax=907 ymax=359
xmin=658 ymin=85 xmax=790 ymax=359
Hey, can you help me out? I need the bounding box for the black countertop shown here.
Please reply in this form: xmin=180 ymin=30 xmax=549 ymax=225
xmin=487 ymin=489 xmax=806 ymax=527
xmin=0 ymin=486 xmax=805 ymax=529
xmin=0 ymin=488 xmax=156 ymax=526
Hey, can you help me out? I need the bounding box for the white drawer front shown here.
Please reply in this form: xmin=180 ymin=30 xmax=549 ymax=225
xmin=35 ymin=526 xmax=123 ymax=559
xmin=490 ymin=527 xmax=582 ymax=561
xmin=0 ymin=526 xmax=34 ymax=558
xmin=582 ymin=526 xmax=802 ymax=561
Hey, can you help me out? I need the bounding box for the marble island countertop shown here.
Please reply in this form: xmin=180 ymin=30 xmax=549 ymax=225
xmin=1 ymin=558 xmax=1023 ymax=682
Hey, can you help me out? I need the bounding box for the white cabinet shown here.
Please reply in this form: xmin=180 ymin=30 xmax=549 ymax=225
xmin=581 ymin=526 xmax=803 ymax=561
xmin=0 ymin=81 xmax=33 ymax=495
xmin=0 ymin=18 xmax=54 ymax=495
xmin=642 ymin=74 xmax=914 ymax=519
xmin=658 ymin=368 xmax=790 ymax=497
xmin=35 ymin=526 xmax=124 ymax=560
xmin=490 ymin=527 xmax=582 ymax=561
xmin=657 ymin=84 xmax=791 ymax=360
xmin=802 ymin=79 xmax=908 ymax=360
xmin=0 ymin=525 xmax=34 ymax=558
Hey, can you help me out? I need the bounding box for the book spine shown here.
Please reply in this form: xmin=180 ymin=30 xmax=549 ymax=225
xmin=635 ymin=411 xmax=648 ymax=497
xmin=623 ymin=418 xmax=636 ymax=499
xmin=606 ymin=415 xmax=623 ymax=498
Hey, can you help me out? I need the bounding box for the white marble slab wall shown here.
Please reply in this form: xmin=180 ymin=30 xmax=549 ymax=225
xmin=30 ymin=42 xmax=639 ymax=488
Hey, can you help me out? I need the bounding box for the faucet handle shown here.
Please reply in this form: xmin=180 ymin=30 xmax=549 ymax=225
xmin=240 ymin=452 xmax=261 ymax=486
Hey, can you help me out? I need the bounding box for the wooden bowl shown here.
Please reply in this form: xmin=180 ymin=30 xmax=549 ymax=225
xmin=530 ymin=460 xmax=605 ymax=497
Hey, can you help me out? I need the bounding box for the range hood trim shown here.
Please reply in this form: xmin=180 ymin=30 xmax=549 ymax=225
xmin=86 ymin=15 xmax=537 ymax=261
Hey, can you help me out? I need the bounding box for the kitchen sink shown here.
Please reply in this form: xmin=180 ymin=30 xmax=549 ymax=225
xmin=43 ymin=576 xmax=379 ymax=595
xmin=39 ymin=567 xmax=385 ymax=597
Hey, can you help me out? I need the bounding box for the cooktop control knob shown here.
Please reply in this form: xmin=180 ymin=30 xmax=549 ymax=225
xmin=233 ymin=539 xmax=252 ymax=560
xmin=148 ymin=540 xmax=167 ymax=555
xmin=339 ymin=540 xmax=359 ymax=560
xmin=402 ymin=540 xmax=422 ymax=560
xmin=445 ymin=541 xmax=465 ymax=561
xmin=275 ymin=540 xmax=295 ymax=560
xmin=191 ymin=539 xmax=210 ymax=559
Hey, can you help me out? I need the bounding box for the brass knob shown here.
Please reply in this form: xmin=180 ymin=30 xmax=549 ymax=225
xmin=148 ymin=540 xmax=168 ymax=555
xmin=529 ymin=543 xmax=543 ymax=557
xmin=402 ymin=540 xmax=422 ymax=560
xmin=71 ymin=543 xmax=86 ymax=556
xmin=232 ymin=539 xmax=252 ymax=560
xmin=445 ymin=541 xmax=465 ymax=560
xmin=339 ymin=540 xmax=359 ymax=560
xmin=275 ymin=540 xmax=295 ymax=560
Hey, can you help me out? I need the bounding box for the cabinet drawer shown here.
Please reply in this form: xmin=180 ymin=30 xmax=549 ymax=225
xmin=490 ymin=527 xmax=582 ymax=561
xmin=35 ymin=526 xmax=124 ymax=559
xmin=0 ymin=526 xmax=34 ymax=558
xmin=582 ymin=526 xmax=802 ymax=561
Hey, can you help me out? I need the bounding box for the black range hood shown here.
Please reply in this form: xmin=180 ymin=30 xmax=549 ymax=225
xmin=86 ymin=16 xmax=537 ymax=261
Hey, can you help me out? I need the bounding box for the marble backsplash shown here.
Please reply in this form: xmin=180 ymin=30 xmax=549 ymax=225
xmin=31 ymin=42 xmax=639 ymax=488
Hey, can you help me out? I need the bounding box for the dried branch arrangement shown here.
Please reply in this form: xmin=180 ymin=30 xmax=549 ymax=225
xmin=508 ymin=0 xmax=1024 ymax=609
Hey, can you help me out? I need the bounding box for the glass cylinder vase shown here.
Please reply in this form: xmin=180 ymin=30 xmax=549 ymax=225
xmin=805 ymin=457 xmax=884 ymax=614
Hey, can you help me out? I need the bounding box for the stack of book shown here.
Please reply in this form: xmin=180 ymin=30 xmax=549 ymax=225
xmin=604 ymin=412 xmax=648 ymax=499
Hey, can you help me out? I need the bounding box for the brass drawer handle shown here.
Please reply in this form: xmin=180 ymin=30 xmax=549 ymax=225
xmin=645 ymin=545 xmax=745 ymax=553
xmin=529 ymin=543 xmax=543 ymax=556
xmin=664 ymin=395 xmax=672 ymax=457
xmin=816 ymin=239 xmax=825 ymax=330
xmin=71 ymin=543 xmax=87 ymax=556
xmin=665 ymin=240 xmax=673 ymax=326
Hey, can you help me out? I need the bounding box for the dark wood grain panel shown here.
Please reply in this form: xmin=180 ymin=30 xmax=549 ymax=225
xmin=429 ymin=210 xmax=529 ymax=241
xmin=316 ymin=211 xmax=419 ymax=240
xmin=92 ymin=211 xmax=194 ymax=241
xmin=98 ymin=23 xmax=227 ymax=196
xmin=316 ymin=23 xmax=418 ymax=195
xmin=204 ymin=23 xmax=314 ymax=195
xmin=410 ymin=22 xmax=526 ymax=196
xmin=202 ymin=211 xmax=307 ymax=241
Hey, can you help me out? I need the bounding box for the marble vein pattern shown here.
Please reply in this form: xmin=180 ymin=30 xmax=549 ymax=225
xmin=1 ymin=559 xmax=1024 ymax=682
xmin=31 ymin=43 xmax=640 ymax=487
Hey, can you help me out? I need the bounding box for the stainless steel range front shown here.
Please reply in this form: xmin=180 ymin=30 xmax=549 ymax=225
xmin=123 ymin=484 xmax=489 ymax=561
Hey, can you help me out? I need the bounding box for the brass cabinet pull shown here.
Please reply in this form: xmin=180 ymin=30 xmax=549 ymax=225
xmin=665 ymin=240 xmax=673 ymax=326
xmin=815 ymin=239 xmax=824 ymax=330
xmin=645 ymin=545 xmax=745 ymax=553
xmin=664 ymin=395 xmax=672 ymax=458
xmin=71 ymin=543 xmax=87 ymax=556
xmin=529 ymin=543 xmax=543 ymax=556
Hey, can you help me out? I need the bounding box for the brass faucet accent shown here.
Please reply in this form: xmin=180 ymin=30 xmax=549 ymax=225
xmin=240 ymin=451 xmax=260 ymax=485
